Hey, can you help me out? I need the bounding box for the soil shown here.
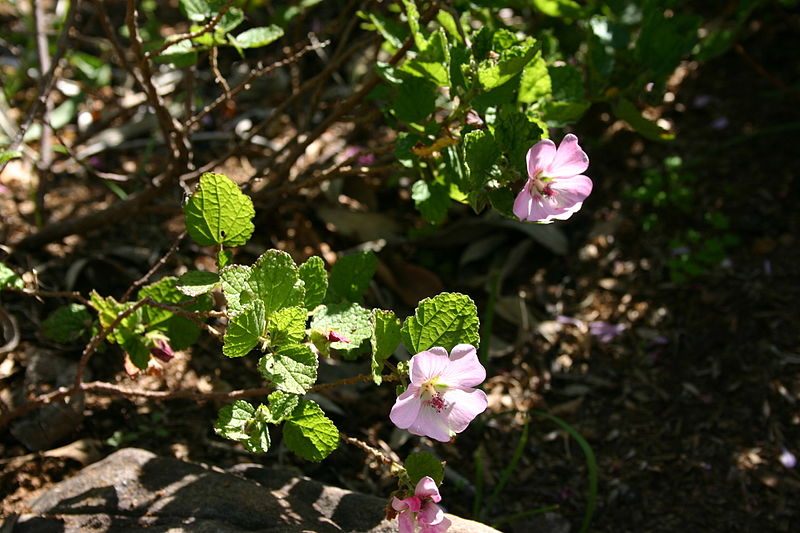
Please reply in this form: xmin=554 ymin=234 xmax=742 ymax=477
xmin=1 ymin=4 xmax=798 ymax=533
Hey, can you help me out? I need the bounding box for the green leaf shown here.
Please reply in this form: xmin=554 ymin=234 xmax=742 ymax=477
xmin=223 ymin=300 xmax=266 ymax=358
xmin=180 ymin=0 xmax=211 ymax=22
xmin=405 ymin=451 xmax=444 ymax=487
xmin=518 ymin=53 xmax=551 ymax=104
xmin=477 ymin=38 xmax=538 ymax=91
xmin=463 ymin=130 xmax=497 ymax=190
xmin=394 ymin=75 xmax=437 ymax=124
xmin=267 ymin=390 xmax=300 ymax=423
xmin=493 ymin=107 xmax=542 ymax=176
xmin=329 ymin=251 xmax=377 ymax=303
xmin=218 ymin=249 xmax=233 ymax=269
xmin=233 ymin=25 xmax=284 ymax=48
xmin=310 ymin=302 xmax=372 ymax=357
xmin=176 ymin=270 xmax=220 ymax=297
xmin=532 ymin=0 xmax=585 ymax=18
xmin=401 ymin=292 xmax=480 ymax=354
xmin=637 ymin=11 xmax=700 ymax=75
xmin=42 ymin=304 xmax=92 ymax=343
xmin=400 ymin=0 xmax=425 ymax=50
xmin=0 ymin=149 xmax=22 ymax=167
xmin=401 ymin=29 xmax=451 ymax=87
xmin=411 ymin=180 xmax=450 ymax=225
xmin=298 ymin=256 xmax=327 ymax=310
xmin=259 ymin=343 xmax=317 ymax=394
xmin=613 ymin=98 xmax=673 ymax=141
xmin=221 ymin=250 xmax=305 ymax=317
xmin=548 ymin=64 xmax=584 ymax=102
xmin=370 ymin=309 xmax=402 ymax=385
xmin=436 ymin=10 xmax=463 ymax=44
xmin=214 ymin=400 xmax=271 ymax=453
xmin=153 ymin=39 xmax=197 ymax=68
xmin=90 ymin=291 xmax=149 ymax=368
xmin=266 ymin=306 xmax=307 ymax=346
xmin=217 ymin=7 xmax=245 ymax=34
xmin=139 ymin=277 xmax=212 ymax=351
xmin=183 ymin=173 xmax=255 ymax=247
xmin=283 ymin=399 xmax=339 ymax=462
xmin=0 ymin=262 xmax=24 ymax=290
xmin=540 ymin=100 xmax=590 ymax=127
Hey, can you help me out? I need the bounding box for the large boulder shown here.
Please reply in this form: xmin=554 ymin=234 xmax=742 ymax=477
xmin=8 ymin=448 xmax=500 ymax=533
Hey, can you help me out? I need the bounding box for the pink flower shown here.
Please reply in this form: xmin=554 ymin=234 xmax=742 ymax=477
xmin=326 ymin=330 xmax=351 ymax=343
xmin=513 ymin=134 xmax=593 ymax=223
xmin=392 ymin=476 xmax=452 ymax=533
xmin=390 ymin=344 xmax=488 ymax=443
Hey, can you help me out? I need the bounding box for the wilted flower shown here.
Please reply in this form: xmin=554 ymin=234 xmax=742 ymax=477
xmin=390 ymin=344 xmax=488 ymax=443
xmin=513 ymin=134 xmax=593 ymax=223
xmin=392 ymin=476 xmax=451 ymax=533
xmin=326 ymin=330 xmax=351 ymax=343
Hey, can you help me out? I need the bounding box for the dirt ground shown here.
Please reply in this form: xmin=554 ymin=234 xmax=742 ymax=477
xmin=1 ymin=6 xmax=799 ymax=533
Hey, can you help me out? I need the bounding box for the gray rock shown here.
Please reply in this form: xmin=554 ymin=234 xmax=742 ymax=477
xmin=8 ymin=448 xmax=501 ymax=533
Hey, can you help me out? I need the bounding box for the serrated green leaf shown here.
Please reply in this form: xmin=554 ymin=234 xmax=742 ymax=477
xmin=267 ymin=306 xmax=307 ymax=346
xmin=139 ymin=277 xmax=212 ymax=351
xmin=405 ymin=451 xmax=444 ymax=487
xmin=217 ymin=7 xmax=244 ymax=33
xmin=401 ymin=292 xmax=480 ymax=354
xmin=493 ymin=107 xmax=542 ymax=176
xmin=370 ymin=309 xmax=402 ymax=385
xmin=90 ymin=291 xmax=149 ymax=367
xmin=283 ymin=399 xmax=339 ymax=461
xmin=401 ymin=29 xmax=450 ymax=86
xmin=436 ymin=10 xmax=463 ymax=44
xmin=0 ymin=149 xmax=22 ymax=167
xmin=183 ymin=173 xmax=255 ymax=247
xmin=548 ymin=64 xmax=584 ymax=102
xmin=411 ymin=180 xmax=450 ymax=225
xmin=394 ymin=75 xmax=437 ymax=124
xmin=233 ymin=25 xmax=284 ymax=48
xmin=259 ymin=343 xmax=317 ymax=394
xmin=221 ymin=251 xmax=305 ymax=317
xmin=267 ymin=390 xmax=300 ymax=423
xmin=463 ymin=130 xmax=497 ymax=190
xmin=329 ymin=251 xmax=376 ymax=303
xmin=518 ymin=53 xmax=551 ymax=104
xmin=223 ymin=300 xmax=266 ymax=358
xmin=42 ymin=304 xmax=92 ymax=343
xmin=0 ymin=262 xmax=24 ymax=290
xmin=218 ymin=249 xmax=233 ymax=269
xmin=299 ymin=256 xmax=327 ymax=310
xmin=400 ymin=0 xmax=425 ymax=50
xmin=214 ymin=400 xmax=271 ymax=453
xmin=540 ymin=100 xmax=590 ymax=128
xmin=477 ymin=38 xmax=538 ymax=91
xmin=176 ymin=270 xmax=220 ymax=297
xmin=310 ymin=302 xmax=372 ymax=358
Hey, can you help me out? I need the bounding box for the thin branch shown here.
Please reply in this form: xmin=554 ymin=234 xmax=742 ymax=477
xmin=340 ymin=432 xmax=399 ymax=467
xmin=145 ymin=0 xmax=236 ymax=59
xmin=33 ymin=0 xmax=54 ymax=224
xmin=141 ymin=298 xmax=224 ymax=340
xmin=209 ymin=46 xmax=231 ymax=103
xmin=120 ymin=231 xmax=187 ymax=303
xmin=186 ymin=38 xmax=331 ymax=129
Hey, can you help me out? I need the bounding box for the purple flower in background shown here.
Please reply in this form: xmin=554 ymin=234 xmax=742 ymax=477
xmin=392 ymin=476 xmax=451 ymax=533
xmin=343 ymin=146 xmax=375 ymax=165
xmin=513 ymin=134 xmax=593 ymax=223
xmin=780 ymin=449 xmax=796 ymax=469
xmin=589 ymin=321 xmax=627 ymax=343
xmin=390 ymin=344 xmax=488 ymax=443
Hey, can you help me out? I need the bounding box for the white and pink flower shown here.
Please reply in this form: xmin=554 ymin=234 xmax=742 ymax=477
xmin=390 ymin=344 xmax=488 ymax=443
xmin=513 ymin=133 xmax=593 ymax=223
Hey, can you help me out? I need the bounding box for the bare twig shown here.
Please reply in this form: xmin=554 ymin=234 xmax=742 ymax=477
xmin=209 ymin=46 xmax=231 ymax=102
xmin=145 ymin=0 xmax=236 ymax=59
xmin=141 ymin=298 xmax=224 ymax=340
xmin=33 ymin=0 xmax=54 ymax=224
xmin=0 ymin=0 xmax=80 ymax=176
xmin=340 ymin=432 xmax=400 ymax=467
xmin=120 ymin=231 xmax=187 ymax=303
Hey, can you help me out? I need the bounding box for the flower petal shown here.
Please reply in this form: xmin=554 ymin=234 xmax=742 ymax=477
xmin=411 ymin=350 xmax=450 ymax=385
xmin=548 ymin=175 xmax=592 ymax=216
xmin=442 ymin=388 xmax=488 ymax=434
xmin=513 ymin=181 xmax=565 ymax=223
xmin=408 ymin=404 xmax=452 ymax=442
xmin=398 ymin=509 xmax=416 ymax=533
xmin=419 ymin=501 xmax=445 ymax=526
xmin=390 ymin=386 xmax=422 ymax=429
xmin=547 ymin=134 xmax=589 ymax=178
xmin=439 ymin=345 xmax=485 ymax=388
xmin=421 ymin=515 xmax=452 ymax=533
xmin=415 ymin=476 xmax=441 ymax=502
xmin=526 ymin=139 xmax=556 ymax=178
